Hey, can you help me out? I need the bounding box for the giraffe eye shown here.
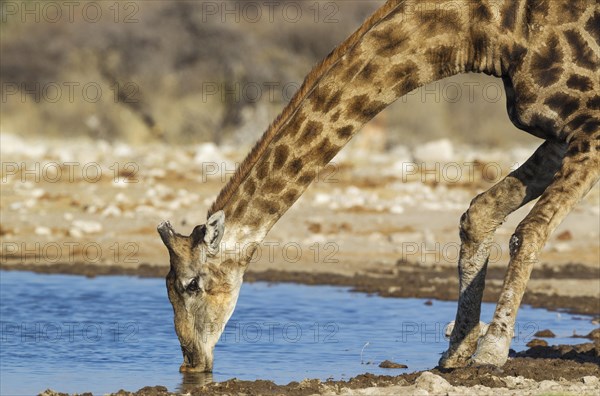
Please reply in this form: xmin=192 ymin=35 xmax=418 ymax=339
xmin=187 ymin=278 xmax=199 ymax=292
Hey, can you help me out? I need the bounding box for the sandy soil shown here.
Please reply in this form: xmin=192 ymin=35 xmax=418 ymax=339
xmin=2 ymin=134 xmax=599 ymax=395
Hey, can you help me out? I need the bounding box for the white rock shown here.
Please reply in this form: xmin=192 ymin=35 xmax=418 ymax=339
xmin=194 ymin=142 xmax=228 ymax=165
xmin=415 ymin=372 xmax=452 ymax=394
xmin=346 ymin=186 xmax=361 ymax=196
xmin=413 ymin=139 xmax=454 ymax=163
xmin=101 ymin=205 xmax=122 ymax=218
xmin=314 ymin=193 xmax=331 ymax=205
xmin=538 ymin=380 xmax=558 ymax=390
xmin=112 ymin=178 xmax=129 ymax=188
xmin=114 ymin=143 xmax=133 ymax=157
xmin=552 ymin=242 xmax=572 ymax=253
xmin=148 ymin=168 xmax=167 ymax=178
xmin=115 ymin=192 xmax=130 ymax=203
xmin=0 ymin=133 xmax=46 ymax=158
xmin=31 ymin=188 xmax=46 ymax=198
xmin=68 ymin=228 xmax=83 ymax=238
xmin=389 ymin=205 xmax=404 ymax=214
xmin=582 ymin=376 xmax=599 ymax=385
xmin=63 ymin=213 xmax=74 ymax=221
xmin=71 ymin=220 xmax=102 ymax=234
xmin=35 ymin=226 xmax=52 ymax=236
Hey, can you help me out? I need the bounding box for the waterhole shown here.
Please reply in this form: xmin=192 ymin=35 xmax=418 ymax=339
xmin=1 ymin=270 xmax=596 ymax=395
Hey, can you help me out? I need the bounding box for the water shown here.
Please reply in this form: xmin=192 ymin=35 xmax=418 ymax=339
xmin=0 ymin=270 xmax=596 ymax=395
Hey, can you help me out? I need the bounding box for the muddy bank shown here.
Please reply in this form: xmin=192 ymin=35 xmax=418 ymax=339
xmin=38 ymin=342 xmax=600 ymax=395
xmin=3 ymin=261 xmax=599 ymax=317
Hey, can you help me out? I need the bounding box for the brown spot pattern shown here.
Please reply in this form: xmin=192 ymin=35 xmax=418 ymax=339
xmin=530 ymin=34 xmax=563 ymax=87
xmin=244 ymin=179 xmax=256 ymax=196
xmin=283 ymin=189 xmax=298 ymax=206
xmin=263 ymin=179 xmax=286 ymax=195
xmin=346 ymin=94 xmax=387 ymax=123
xmin=566 ymin=75 xmax=593 ymax=92
xmin=501 ymin=0 xmax=518 ymax=31
xmin=525 ymin=0 xmax=550 ymax=24
xmin=286 ymin=111 xmax=307 ymax=138
xmin=299 ymin=120 xmax=324 ymax=145
xmin=257 ymin=160 xmax=270 ymax=179
xmin=417 ymin=10 xmax=462 ymax=36
xmin=336 ymin=125 xmax=353 ymax=140
xmin=287 ymin=158 xmax=303 ymax=176
xmin=563 ymin=30 xmax=599 ymax=70
xmin=311 ymin=88 xmax=343 ymax=114
xmin=233 ymin=200 xmax=248 ymax=218
xmin=319 ymin=138 xmax=339 ymax=164
xmin=256 ymin=198 xmax=280 ymax=215
xmin=471 ymin=2 xmax=493 ymax=22
xmin=272 ymin=145 xmax=289 ymax=171
xmin=298 ymin=170 xmax=316 ymax=186
xmin=330 ymin=110 xmax=341 ymax=123
xmin=558 ymin=1 xmax=587 ymax=23
xmin=544 ymin=93 xmax=580 ymax=119
xmin=356 ymin=63 xmax=380 ymax=82
xmin=585 ymin=11 xmax=600 ymax=46
xmin=371 ymin=25 xmax=410 ymax=57
xmin=387 ymin=61 xmax=420 ymax=95
xmin=587 ymin=96 xmax=600 ymax=111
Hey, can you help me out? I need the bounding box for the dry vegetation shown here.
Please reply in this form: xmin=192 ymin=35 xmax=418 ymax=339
xmin=1 ymin=0 xmax=539 ymax=148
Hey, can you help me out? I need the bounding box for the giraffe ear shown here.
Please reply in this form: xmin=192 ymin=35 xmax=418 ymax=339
xmin=204 ymin=211 xmax=225 ymax=256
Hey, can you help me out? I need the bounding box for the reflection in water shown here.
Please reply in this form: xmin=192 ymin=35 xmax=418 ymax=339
xmin=179 ymin=372 xmax=214 ymax=392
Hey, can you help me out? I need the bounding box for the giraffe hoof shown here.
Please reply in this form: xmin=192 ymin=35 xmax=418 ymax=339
xmin=469 ymin=348 xmax=508 ymax=368
xmin=438 ymin=349 xmax=471 ymax=369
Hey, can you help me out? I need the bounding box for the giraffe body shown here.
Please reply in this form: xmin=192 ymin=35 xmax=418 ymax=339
xmin=159 ymin=0 xmax=600 ymax=372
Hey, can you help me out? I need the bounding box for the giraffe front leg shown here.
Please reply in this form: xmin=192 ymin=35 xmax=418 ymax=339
xmin=471 ymin=140 xmax=599 ymax=367
xmin=439 ymin=141 xmax=564 ymax=369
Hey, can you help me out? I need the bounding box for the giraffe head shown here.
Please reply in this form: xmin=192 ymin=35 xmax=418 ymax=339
xmin=157 ymin=211 xmax=243 ymax=372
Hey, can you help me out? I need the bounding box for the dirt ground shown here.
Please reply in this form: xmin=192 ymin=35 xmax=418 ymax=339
xmin=2 ymin=134 xmax=599 ymax=395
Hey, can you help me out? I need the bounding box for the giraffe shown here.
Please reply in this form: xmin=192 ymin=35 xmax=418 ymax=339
xmin=158 ymin=0 xmax=600 ymax=372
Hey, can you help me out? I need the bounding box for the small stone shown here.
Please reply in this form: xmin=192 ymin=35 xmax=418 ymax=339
xmin=413 ymin=139 xmax=454 ymax=163
xmin=415 ymin=372 xmax=451 ymax=393
xmin=390 ymin=205 xmax=404 ymax=214
xmin=68 ymin=228 xmax=83 ymax=238
xmin=34 ymin=226 xmax=52 ymax=236
xmin=582 ymin=376 xmax=599 ymax=385
xmin=556 ymin=230 xmax=573 ymax=241
xmin=526 ymin=339 xmax=548 ymax=348
xmin=378 ymin=360 xmax=408 ymax=369
xmin=424 ymin=300 xmax=433 ymax=306
xmin=101 ymin=205 xmax=122 ymax=218
xmin=538 ymin=380 xmax=558 ymax=390
xmin=31 ymin=188 xmax=46 ymax=198
xmin=71 ymin=220 xmax=102 ymax=234
xmin=534 ymin=329 xmax=556 ymax=338
xmin=307 ymin=222 xmax=322 ymax=233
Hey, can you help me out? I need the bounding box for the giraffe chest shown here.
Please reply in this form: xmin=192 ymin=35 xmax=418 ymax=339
xmin=503 ymin=49 xmax=599 ymax=142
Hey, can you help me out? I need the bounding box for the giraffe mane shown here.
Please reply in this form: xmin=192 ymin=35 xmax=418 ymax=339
xmin=207 ymin=0 xmax=405 ymax=217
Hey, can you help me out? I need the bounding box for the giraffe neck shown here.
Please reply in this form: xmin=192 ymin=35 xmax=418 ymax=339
xmin=208 ymin=0 xmax=516 ymax=254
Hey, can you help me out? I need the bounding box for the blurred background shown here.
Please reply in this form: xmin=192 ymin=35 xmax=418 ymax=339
xmin=1 ymin=0 xmax=540 ymax=148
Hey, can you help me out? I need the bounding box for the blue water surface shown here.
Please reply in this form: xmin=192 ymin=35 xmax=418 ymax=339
xmin=0 ymin=270 xmax=596 ymax=395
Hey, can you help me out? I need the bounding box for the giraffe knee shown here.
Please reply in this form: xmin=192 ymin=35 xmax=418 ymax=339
xmin=459 ymin=196 xmax=492 ymax=244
